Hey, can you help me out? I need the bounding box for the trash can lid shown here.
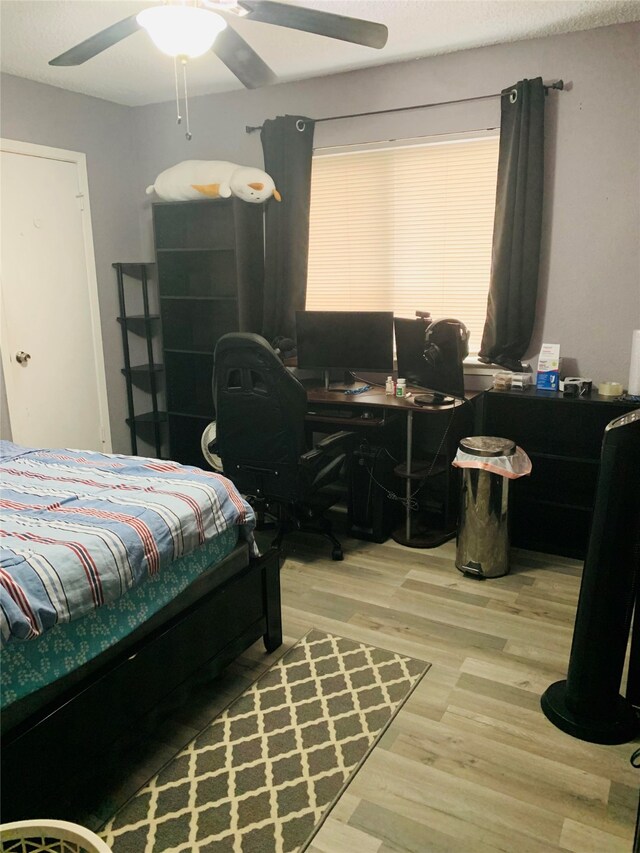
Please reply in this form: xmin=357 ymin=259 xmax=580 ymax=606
xmin=459 ymin=436 xmax=516 ymax=457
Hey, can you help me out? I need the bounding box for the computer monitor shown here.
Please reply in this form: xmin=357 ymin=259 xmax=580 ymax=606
xmin=394 ymin=316 xmax=467 ymax=402
xmin=296 ymin=311 xmax=394 ymax=386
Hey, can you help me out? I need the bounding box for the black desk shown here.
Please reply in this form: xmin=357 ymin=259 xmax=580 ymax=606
xmin=304 ymin=384 xmax=472 ymax=546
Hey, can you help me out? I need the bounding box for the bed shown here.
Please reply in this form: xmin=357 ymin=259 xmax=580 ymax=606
xmin=0 ymin=441 xmax=281 ymax=821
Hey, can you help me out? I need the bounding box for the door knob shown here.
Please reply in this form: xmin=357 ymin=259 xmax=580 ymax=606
xmin=16 ymin=351 xmax=31 ymax=365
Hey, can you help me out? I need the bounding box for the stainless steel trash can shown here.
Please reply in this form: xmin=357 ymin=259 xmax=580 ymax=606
xmin=455 ymin=436 xmax=516 ymax=579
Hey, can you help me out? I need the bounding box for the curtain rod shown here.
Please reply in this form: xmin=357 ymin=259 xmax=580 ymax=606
xmin=315 ymin=126 xmax=501 ymax=153
xmin=245 ymin=80 xmax=564 ymax=134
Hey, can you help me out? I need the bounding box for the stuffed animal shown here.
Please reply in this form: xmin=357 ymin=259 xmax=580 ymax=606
xmin=145 ymin=160 xmax=281 ymax=203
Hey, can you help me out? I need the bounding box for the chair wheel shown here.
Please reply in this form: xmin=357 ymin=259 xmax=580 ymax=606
xmin=331 ymin=547 xmax=344 ymax=561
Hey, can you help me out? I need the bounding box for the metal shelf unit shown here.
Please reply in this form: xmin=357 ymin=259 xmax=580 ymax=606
xmin=114 ymin=262 xmax=165 ymax=457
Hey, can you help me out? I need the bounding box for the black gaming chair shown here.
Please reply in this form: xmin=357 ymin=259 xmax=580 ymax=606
xmin=212 ymin=332 xmax=353 ymax=560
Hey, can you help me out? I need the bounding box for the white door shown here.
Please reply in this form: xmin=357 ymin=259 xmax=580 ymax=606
xmin=0 ymin=141 xmax=111 ymax=452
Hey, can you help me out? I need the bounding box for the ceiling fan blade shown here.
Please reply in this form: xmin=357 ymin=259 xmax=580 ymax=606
xmin=238 ymin=1 xmax=388 ymax=49
xmin=212 ymin=26 xmax=277 ymax=89
xmin=49 ymin=14 xmax=141 ymax=66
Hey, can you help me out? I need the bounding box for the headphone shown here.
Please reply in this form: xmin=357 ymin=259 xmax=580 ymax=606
xmin=422 ymin=318 xmax=470 ymax=366
xmin=271 ymin=336 xmax=296 ymax=359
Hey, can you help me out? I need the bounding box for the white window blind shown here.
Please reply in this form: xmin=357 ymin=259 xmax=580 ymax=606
xmin=306 ymin=134 xmax=500 ymax=355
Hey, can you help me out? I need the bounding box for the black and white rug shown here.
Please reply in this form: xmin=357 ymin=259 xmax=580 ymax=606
xmin=102 ymin=630 xmax=429 ymax=853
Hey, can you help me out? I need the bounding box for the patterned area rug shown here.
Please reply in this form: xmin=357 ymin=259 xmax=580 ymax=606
xmin=101 ymin=630 xmax=429 ymax=853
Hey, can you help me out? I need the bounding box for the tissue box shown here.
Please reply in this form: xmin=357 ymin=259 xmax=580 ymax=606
xmin=537 ymin=343 xmax=560 ymax=391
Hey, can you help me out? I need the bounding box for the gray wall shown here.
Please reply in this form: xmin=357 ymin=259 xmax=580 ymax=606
xmin=0 ymin=74 xmax=142 ymax=452
xmin=132 ymin=21 xmax=640 ymax=386
xmin=2 ymin=22 xmax=638 ymax=455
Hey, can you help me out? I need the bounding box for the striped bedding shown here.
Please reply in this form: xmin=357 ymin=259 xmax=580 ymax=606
xmin=0 ymin=441 xmax=256 ymax=647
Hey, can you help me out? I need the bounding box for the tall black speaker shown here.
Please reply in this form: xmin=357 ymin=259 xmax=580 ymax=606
xmin=541 ymin=408 xmax=640 ymax=744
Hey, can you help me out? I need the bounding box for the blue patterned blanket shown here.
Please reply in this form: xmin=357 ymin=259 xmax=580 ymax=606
xmin=0 ymin=442 xmax=256 ymax=646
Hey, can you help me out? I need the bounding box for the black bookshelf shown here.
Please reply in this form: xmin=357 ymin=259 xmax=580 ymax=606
xmin=152 ymin=199 xmax=264 ymax=467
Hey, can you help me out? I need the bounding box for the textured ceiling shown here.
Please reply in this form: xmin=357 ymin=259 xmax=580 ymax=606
xmin=2 ymin=0 xmax=639 ymax=106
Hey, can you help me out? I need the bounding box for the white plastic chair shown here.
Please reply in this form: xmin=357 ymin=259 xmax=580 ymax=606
xmin=0 ymin=820 xmax=112 ymax=853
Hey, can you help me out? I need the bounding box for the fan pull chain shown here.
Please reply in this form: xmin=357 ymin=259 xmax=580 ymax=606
xmin=173 ymin=56 xmax=182 ymax=127
xmin=181 ymin=59 xmax=192 ymax=141
xmin=173 ymin=57 xmax=192 ymax=140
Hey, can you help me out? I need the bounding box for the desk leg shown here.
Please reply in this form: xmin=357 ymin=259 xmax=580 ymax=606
xmin=405 ymin=409 xmax=413 ymax=541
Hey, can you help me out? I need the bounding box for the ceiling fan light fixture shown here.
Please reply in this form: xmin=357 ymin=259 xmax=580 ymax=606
xmin=136 ymin=5 xmax=227 ymax=58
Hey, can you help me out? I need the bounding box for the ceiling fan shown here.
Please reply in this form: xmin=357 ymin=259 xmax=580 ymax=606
xmin=49 ymin=0 xmax=389 ymax=90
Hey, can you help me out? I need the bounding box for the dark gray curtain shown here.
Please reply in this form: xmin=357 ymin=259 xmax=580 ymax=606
xmin=479 ymin=78 xmax=545 ymax=371
xmin=261 ymin=115 xmax=315 ymax=344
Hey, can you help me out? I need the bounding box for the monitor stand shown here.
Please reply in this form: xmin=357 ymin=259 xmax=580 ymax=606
xmin=323 ymin=370 xmax=367 ymax=393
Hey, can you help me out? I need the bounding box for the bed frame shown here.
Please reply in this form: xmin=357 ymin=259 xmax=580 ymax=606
xmin=1 ymin=545 xmax=281 ymax=821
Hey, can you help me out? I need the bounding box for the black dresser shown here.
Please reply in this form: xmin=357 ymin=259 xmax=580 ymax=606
xmin=477 ymin=387 xmax=638 ymax=558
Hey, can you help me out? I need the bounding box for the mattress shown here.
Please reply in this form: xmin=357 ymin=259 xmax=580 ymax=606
xmin=0 ymin=441 xmax=256 ymax=645
xmin=0 ymin=441 xmax=260 ymax=727
xmin=1 ymin=528 xmax=242 ymax=711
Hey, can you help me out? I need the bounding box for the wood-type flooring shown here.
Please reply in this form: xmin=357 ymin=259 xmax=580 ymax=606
xmin=85 ymin=528 xmax=639 ymax=852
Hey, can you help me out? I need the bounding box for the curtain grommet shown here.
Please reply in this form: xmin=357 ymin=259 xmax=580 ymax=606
xmin=296 ymin=119 xmax=306 ymax=132
xmin=509 ymin=89 xmax=518 ymax=104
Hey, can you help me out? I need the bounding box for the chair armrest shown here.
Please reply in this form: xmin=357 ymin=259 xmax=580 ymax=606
xmin=300 ymin=431 xmax=354 ymax=469
xmin=314 ymin=430 xmax=354 ymax=452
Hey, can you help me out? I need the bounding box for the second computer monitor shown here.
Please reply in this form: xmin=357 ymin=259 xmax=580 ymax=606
xmin=394 ymin=316 xmax=466 ymax=399
xmin=296 ymin=311 xmax=394 ymax=372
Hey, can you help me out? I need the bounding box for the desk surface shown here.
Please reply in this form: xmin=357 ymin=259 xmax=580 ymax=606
xmin=305 ymin=383 xmax=471 ymax=413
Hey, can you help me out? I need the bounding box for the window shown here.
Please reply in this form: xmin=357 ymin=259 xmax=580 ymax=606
xmin=306 ymin=134 xmax=499 ymax=355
